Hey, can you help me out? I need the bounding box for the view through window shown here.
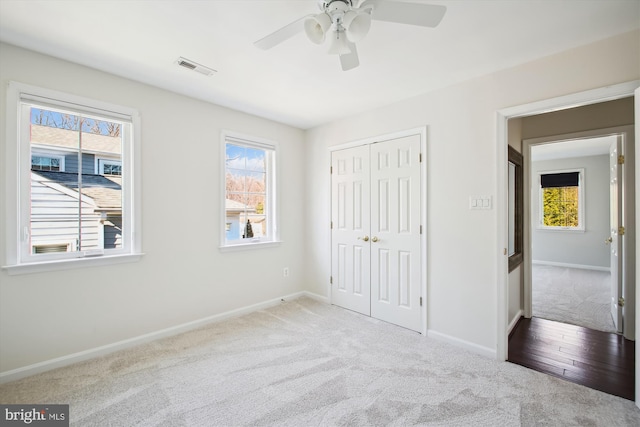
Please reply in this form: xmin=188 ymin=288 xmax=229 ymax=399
xmin=223 ymin=135 xmax=276 ymax=246
xmin=27 ymin=105 xmax=124 ymax=255
xmin=540 ymin=171 xmax=582 ymax=229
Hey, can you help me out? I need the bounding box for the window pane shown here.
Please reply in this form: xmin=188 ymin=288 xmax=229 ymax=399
xmin=543 ymin=186 xmax=579 ymax=227
xmin=28 ymin=105 xmax=124 ymax=254
xmin=245 ymin=147 xmax=265 ymax=172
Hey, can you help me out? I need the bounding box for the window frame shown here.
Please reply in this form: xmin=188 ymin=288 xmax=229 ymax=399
xmin=3 ymin=81 xmax=142 ymax=274
xmin=536 ymin=168 xmax=585 ymax=232
xmin=220 ymin=130 xmax=279 ymax=251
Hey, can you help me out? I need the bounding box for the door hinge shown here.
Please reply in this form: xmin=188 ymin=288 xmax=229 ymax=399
xmin=331 ymin=221 xmax=333 ymax=229
xmin=619 ymin=297 xmax=625 ymax=307
xmin=330 ymin=165 xmax=333 ymax=174
xmin=419 ymin=153 xmax=422 ymax=163
xmin=330 ymin=276 xmax=333 ymax=284
xmin=619 ymin=226 xmax=625 ymax=236
xmin=420 ymin=225 xmax=423 ymax=235
xmin=618 ymin=155 xmax=625 ymax=165
xmin=420 ymin=296 xmax=423 ymax=307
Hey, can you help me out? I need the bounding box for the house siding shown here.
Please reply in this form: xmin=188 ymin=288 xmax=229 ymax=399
xmin=63 ymin=152 xmax=95 ymax=174
xmin=30 ymin=175 xmax=102 ymax=252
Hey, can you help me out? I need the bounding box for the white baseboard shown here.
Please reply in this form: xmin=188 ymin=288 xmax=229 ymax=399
xmin=300 ymin=291 xmax=329 ymax=304
xmin=508 ymin=309 xmax=524 ymax=335
xmin=0 ymin=291 xmax=322 ymax=384
xmin=532 ymin=260 xmax=611 ymax=272
xmin=427 ymin=330 xmax=496 ymax=359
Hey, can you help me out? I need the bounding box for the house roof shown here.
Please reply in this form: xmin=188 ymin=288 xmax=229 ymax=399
xmin=225 ymin=198 xmax=256 ymax=214
xmin=33 ymin=170 xmax=122 ymax=210
xmin=31 ymin=124 xmax=121 ymax=156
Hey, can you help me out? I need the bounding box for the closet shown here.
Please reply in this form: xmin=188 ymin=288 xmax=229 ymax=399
xmin=331 ymin=133 xmax=423 ymax=332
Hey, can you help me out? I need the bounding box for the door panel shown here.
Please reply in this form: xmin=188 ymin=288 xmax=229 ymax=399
xmin=331 ymin=145 xmax=371 ymax=315
xmin=370 ymin=135 xmax=422 ymax=331
xmin=609 ymin=138 xmax=623 ymax=332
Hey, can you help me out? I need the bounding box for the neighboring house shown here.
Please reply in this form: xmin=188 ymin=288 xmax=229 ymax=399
xmin=225 ymin=198 xmax=264 ymax=241
xmin=29 ymin=124 xmax=122 ymax=253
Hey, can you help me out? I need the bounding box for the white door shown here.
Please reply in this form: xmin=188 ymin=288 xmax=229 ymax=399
xmin=609 ymin=138 xmax=623 ymax=333
xmin=331 ymin=145 xmax=371 ymax=316
xmin=331 ymin=135 xmax=422 ymax=332
xmin=370 ymin=136 xmax=422 ymax=331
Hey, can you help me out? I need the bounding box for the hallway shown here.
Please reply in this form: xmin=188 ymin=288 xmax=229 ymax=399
xmin=508 ymin=316 xmax=635 ymax=400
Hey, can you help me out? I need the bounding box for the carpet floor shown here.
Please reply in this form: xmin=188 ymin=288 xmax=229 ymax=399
xmin=1 ymin=297 xmax=639 ymax=426
xmin=532 ymin=264 xmax=616 ymax=333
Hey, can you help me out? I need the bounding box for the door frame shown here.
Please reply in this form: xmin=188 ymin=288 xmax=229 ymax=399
xmin=496 ymin=80 xmax=639 ymax=408
xmin=329 ymin=126 xmax=428 ymax=335
xmin=522 ymin=127 xmax=632 ymax=333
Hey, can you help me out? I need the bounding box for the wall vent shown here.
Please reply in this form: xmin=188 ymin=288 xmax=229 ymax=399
xmin=175 ymin=57 xmax=216 ymax=76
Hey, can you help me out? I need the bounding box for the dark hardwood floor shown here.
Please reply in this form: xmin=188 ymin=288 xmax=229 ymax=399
xmin=508 ymin=316 xmax=635 ymax=400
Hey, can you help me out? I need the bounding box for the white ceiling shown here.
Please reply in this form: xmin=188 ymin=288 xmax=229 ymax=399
xmin=1 ymin=0 xmax=638 ymax=129
xmin=531 ymin=136 xmax=616 ymax=162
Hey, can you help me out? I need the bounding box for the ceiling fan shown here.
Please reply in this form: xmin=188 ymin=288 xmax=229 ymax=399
xmin=254 ymin=0 xmax=446 ymax=71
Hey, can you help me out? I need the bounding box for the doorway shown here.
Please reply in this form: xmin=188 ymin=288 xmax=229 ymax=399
xmin=527 ymin=134 xmax=623 ymax=334
xmin=329 ymin=128 xmax=427 ymax=333
xmin=497 ymin=82 xmax=638 ymax=406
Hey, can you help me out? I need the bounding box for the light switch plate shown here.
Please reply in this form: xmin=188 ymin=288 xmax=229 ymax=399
xmin=469 ymin=195 xmax=492 ymax=210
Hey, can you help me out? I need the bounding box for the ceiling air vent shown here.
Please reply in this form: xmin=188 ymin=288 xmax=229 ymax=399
xmin=176 ymin=57 xmax=216 ymax=76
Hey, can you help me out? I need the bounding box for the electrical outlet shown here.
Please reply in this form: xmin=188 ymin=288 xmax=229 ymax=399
xmin=283 ymin=267 xmax=289 ymax=277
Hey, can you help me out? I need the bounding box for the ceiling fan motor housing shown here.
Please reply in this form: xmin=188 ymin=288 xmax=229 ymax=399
xmin=309 ymin=0 xmax=371 ymax=48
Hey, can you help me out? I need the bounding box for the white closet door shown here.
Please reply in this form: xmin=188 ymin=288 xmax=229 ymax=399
xmin=370 ymin=135 xmax=422 ymax=331
xmin=331 ymin=145 xmax=371 ymax=316
xmin=331 ymin=135 xmax=422 ymax=332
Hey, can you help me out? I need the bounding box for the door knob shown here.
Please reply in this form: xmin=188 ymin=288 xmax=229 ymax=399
xmin=605 ymin=237 xmax=613 ymax=244
xmin=358 ymin=236 xmax=369 ymax=242
xmin=371 ymin=236 xmax=379 ymax=242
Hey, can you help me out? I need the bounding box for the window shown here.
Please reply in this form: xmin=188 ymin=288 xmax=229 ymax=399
xmin=3 ymin=82 xmax=141 ymax=274
xmin=32 ymin=153 xmax=64 ymax=171
xmin=98 ymin=159 xmax=122 ymax=175
xmin=221 ymin=131 xmax=277 ymax=248
xmin=538 ymin=169 xmax=584 ymax=230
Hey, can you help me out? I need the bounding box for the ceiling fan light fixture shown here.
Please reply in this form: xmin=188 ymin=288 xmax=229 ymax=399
xmin=304 ymin=13 xmax=332 ymax=44
xmin=343 ymin=10 xmax=371 ymax=43
xmin=327 ymin=29 xmax=351 ymax=55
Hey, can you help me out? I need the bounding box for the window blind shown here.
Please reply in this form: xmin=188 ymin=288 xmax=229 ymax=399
xmin=540 ymin=172 xmax=579 ymax=188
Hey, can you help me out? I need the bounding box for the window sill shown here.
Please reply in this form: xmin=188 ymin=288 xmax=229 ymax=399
xmin=536 ymin=226 xmax=585 ymax=233
xmin=2 ymin=253 xmax=144 ymax=276
xmin=219 ymin=240 xmax=281 ymax=252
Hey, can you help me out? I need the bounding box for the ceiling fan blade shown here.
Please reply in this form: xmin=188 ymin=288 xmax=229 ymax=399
xmin=340 ymin=43 xmax=360 ymax=71
xmin=254 ymin=14 xmax=314 ymax=50
xmin=361 ymin=0 xmax=446 ymax=28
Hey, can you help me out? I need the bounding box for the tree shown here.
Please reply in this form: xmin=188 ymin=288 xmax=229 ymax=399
xmin=543 ymin=187 xmax=578 ymax=227
xmin=31 ymin=108 xmax=121 ymax=136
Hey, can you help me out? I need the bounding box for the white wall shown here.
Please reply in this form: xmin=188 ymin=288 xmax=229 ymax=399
xmin=305 ymin=30 xmax=640 ymax=353
xmin=0 ymin=43 xmax=307 ymax=374
xmin=531 ymin=155 xmax=610 ymax=269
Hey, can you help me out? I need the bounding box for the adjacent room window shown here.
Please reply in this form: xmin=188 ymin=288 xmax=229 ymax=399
xmin=538 ymin=169 xmax=584 ymax=230
xmin=221 ymin=131 xmax=277 ymax=248
xmin=4 ymin=81 xmax=141 ymax=273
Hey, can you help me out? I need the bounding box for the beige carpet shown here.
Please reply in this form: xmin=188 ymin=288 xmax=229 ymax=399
xmin=1 ymin=297 xmax=639 ymax=426
xmin=532 ymin=264 xmax=617 ymax=333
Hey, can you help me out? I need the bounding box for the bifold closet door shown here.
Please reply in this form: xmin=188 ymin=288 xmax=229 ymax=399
xmin=370 ymin=135 xmax=421 ymax=332
xmin=331 ymin=134 xmax=422 ymax=332
xmin=331 ymin=144 xmax=371 ymax=316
